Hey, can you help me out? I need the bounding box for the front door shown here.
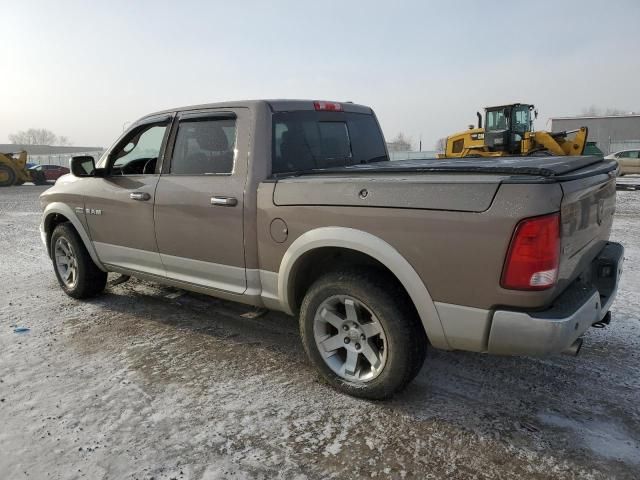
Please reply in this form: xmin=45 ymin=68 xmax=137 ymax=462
xmin=84 ymin=115 xmax=172 ymax=276
xmin=153 ymin=108 xmax=248 ymax=293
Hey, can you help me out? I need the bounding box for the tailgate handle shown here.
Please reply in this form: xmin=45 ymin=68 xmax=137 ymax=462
xmin=211 ymin=196 xmax=238 ymax=207
xmin=130 ymin=192 xmax=151 ymax=201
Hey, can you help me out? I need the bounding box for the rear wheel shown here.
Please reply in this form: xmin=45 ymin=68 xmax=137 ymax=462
xmin=0 ymin=165 xmax=16 ymax=187
xmin=51 ymin=223 xmax=107 ymax=298
xmin=300 ymin=269 xmax=426 ymax=399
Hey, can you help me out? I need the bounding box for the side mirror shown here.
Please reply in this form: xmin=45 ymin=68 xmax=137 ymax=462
xmin=70 ymin=156 xmax=96 ymax=177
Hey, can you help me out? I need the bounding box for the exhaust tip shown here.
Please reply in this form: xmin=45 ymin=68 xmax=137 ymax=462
xmin=562 ymin=338 xmax=583 ymax=356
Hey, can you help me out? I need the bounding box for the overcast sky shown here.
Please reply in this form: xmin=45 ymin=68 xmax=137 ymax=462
xmin=2 ymin=0 xmax=640 ymax=149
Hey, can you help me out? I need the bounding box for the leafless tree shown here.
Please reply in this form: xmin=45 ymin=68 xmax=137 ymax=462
xmin=434 ymin=137 xmax=447 ymax=153
xmin=387 ymin=133 xmax=412 ymax=152
xmin=57 ymin=135 xmax=72 ymax=146
xmin=8 ymin=128 xmax=72 ymax=146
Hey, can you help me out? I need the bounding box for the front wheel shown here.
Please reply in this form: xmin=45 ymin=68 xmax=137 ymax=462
xmin=51 ymin=223 xmax=107 ymax=299
xmin=299 ymin=269 xmax=426 ymax=399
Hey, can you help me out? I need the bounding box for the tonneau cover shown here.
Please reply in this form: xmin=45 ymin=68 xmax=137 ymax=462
xmin=280 ymin=156 xmax=617 ymax=180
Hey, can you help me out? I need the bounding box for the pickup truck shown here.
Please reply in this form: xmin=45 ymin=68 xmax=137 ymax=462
xmin=40 ymin=99 xmax=624 ymax=399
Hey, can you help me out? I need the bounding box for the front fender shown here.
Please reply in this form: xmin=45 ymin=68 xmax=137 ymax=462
xmin=277 ymin=226 xmax=451 ymax=350
xmin=41 ymin=202 xmax=107 ymax=272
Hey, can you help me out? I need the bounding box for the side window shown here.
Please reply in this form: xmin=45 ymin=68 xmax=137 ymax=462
xmin=486 ymin=110 xmax=507 ymax=131
xmin=170 ymin=118 xmax=236 ymax=174
xmin=618 ymin=151 xmax=630 ymax=158
xmin=110 ymin=123 xmax=168 ymax=175
xmin=629 ymin=151 xmax=640 ymax=159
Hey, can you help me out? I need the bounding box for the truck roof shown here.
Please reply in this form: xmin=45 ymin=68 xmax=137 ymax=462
xmin=142 ymin=99 xmax=373 ymax=120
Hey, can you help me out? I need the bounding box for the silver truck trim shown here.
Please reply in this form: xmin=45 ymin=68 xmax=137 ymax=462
xmin=487 ymin=291 xmax=603 ymax=355
xmin=96 ymin=242 xmax=274 ymax=300
xmin=433 ymin=302 xmax=492 ymax=352
xmin=95 ymin=242 xmax=166 ymax=278
xmin=159 ymin=253 xmax=246 ymax=294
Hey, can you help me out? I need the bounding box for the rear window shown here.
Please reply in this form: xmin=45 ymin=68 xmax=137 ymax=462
xmin=271 ymin=111 xmax=388 ymax=174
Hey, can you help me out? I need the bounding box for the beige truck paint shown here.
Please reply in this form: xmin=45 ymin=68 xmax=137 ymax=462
xmin=40 ymin=99 xmax=622 ymax=357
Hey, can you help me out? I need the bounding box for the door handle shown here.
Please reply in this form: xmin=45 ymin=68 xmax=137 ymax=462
xmin=211 ymin=196 xmax=238 ymax=207
xmin=130 ymin=192 xmax=151 ymax=201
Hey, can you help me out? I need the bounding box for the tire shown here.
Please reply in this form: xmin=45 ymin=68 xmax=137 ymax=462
xmin=32 ymin=171 xmax=48 ymax=185
xmin=50 ymin=223 xmax=107 ymax=299
xmin=0 ymin=164 xmax=17 ymax=187
xmin=299 ymin=268 xmax=427 ymax=400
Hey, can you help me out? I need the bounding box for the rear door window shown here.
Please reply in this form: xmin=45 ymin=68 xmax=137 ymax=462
xmin=170 ymin=117 xmax=236 ymax=174
xmin=272 ymin=111 xmax=388 ymax=174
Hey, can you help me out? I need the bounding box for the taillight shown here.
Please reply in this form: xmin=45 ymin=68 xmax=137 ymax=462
xmin=501 ymin=213 xmax=560 ymax=290
xmin=313 ymin=101 xmax=342 ymax=112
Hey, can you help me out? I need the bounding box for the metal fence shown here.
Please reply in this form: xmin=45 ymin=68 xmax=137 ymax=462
xmin=389 ymin=150 xmax=438 ymax=161
xmin=608 ymin=141 xmax=640 ymax=154
xmin=27 ymin=151 xmax=104 ymax=168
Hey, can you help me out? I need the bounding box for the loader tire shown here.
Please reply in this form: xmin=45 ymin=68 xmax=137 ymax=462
xmin=0 ymin=165 xmax=16 ymax=187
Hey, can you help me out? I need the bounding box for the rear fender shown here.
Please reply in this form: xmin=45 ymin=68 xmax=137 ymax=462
xmin=277 ymin=226 xmax=451 ymax=350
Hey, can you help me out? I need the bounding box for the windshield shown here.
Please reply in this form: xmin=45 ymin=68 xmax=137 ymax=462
xmin=271 ymin=111 xmax=388 ymax=174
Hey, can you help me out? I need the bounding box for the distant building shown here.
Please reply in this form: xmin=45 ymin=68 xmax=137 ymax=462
xmin=550 ymin=114 xmax=640 ymax=155
xmin=0 ymin=144 xmax=104 ymax=167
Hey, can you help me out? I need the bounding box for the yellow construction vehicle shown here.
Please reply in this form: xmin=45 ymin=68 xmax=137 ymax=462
xmin=439 ymin=103 xmax=588 ymax=158
xmin=0 ymin=150 xmax=46 ymax=187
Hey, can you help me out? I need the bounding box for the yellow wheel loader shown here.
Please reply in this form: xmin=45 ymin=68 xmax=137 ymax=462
xmin=0 ymin=151 xmax=47 ymax=187
xmin=438 ymin=103 xmax=588 ymax=158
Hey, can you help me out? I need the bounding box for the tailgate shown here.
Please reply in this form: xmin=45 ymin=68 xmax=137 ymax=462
xmin=557 ymin=174 xmax=617 ymax=289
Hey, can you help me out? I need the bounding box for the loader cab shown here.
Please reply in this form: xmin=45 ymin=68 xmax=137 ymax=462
xmin=484 ymin=103 xmax=535 ymax=154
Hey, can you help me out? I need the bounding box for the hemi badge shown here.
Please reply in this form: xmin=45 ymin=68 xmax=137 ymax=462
xmin=74 ymin=207 xmax=84 ymax=214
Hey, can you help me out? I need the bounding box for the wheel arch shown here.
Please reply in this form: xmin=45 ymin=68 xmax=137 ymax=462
xmin=277 ymin=227 xmax=451 ymax=350
xmin=42 ymin=202 xmax=107 ymax=272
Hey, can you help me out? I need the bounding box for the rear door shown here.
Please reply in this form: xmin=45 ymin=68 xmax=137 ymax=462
xmin=84 ymin=115 xmax=172 ymax=276
xmin=153 ymin=108 xmax=249 ymax=293
xmin=617 ymin=150 xmax=640 ymax=174
xmin=628 ymin=150 xmax=640 ymax=173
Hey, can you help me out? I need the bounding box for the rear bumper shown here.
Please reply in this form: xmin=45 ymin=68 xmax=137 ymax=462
xmin=487 ymin=242 xmax=624 ymax=355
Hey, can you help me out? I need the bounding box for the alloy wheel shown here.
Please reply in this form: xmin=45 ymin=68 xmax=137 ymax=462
xmin=313 ymin=295 xmax=388 ymax=382
xmin=54 ymin=237 xmax=78 ymax=288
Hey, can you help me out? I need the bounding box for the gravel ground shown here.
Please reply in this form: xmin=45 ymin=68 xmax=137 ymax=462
xmin=0 ymin=184 xmax=639 ymax=480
